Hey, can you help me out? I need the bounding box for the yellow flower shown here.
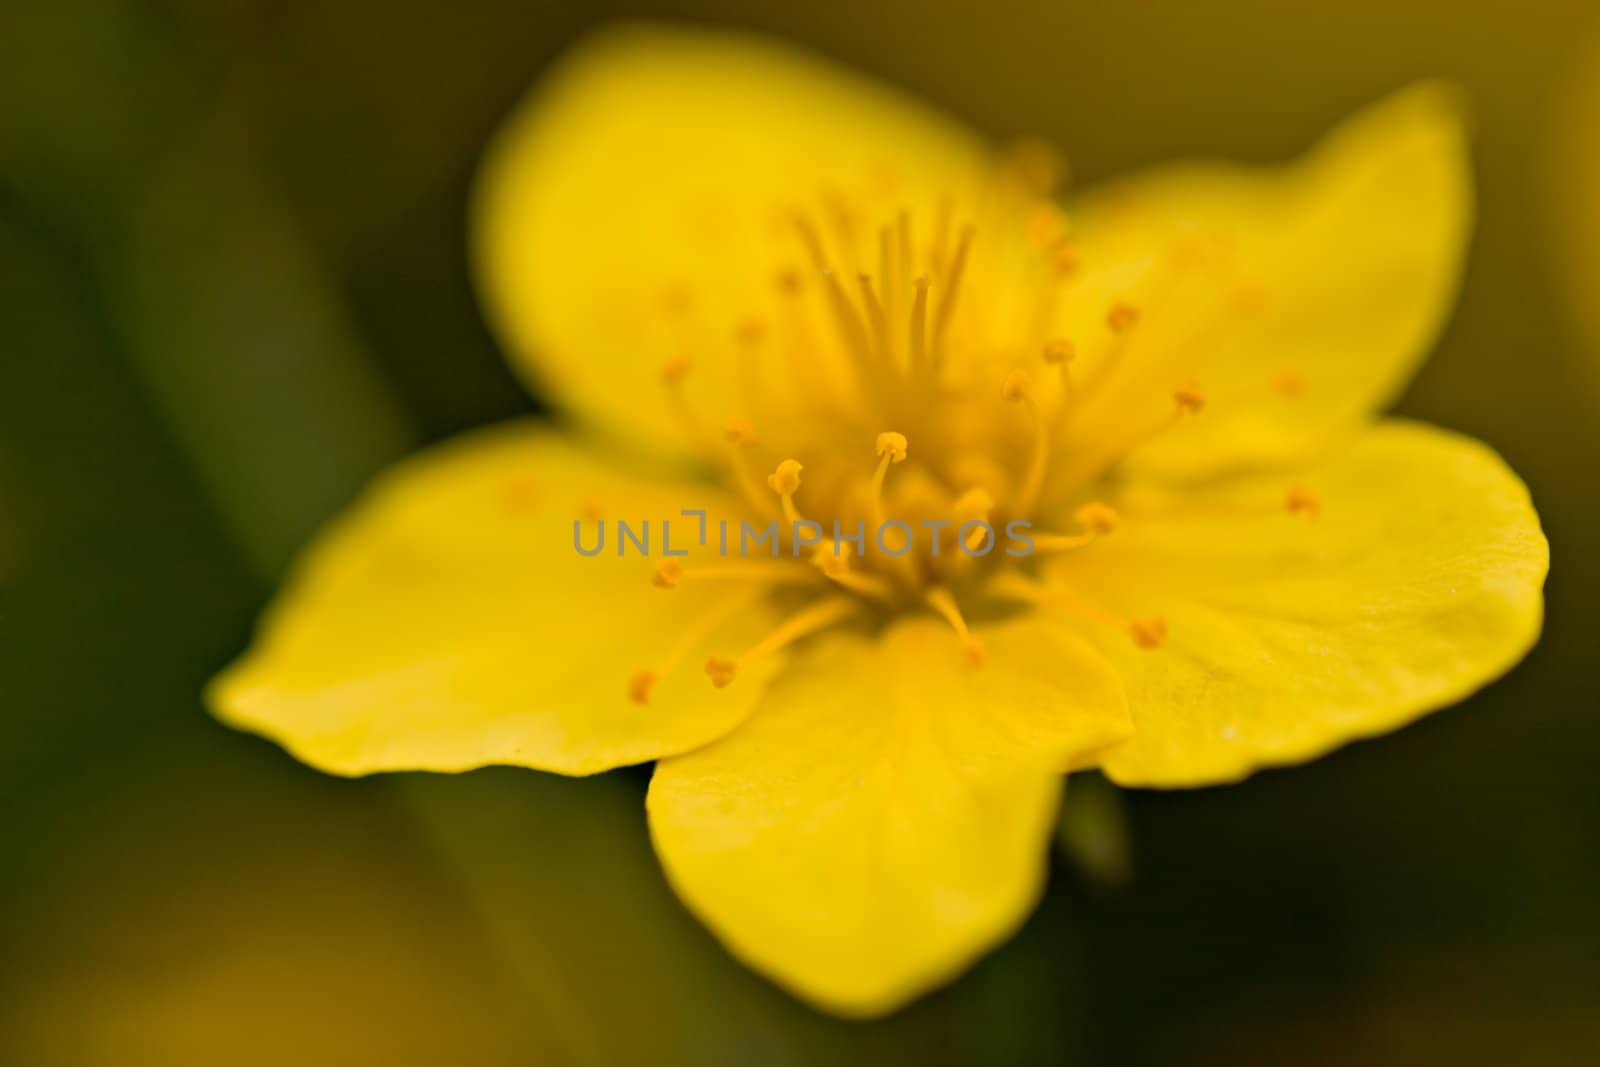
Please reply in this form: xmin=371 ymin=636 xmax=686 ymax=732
xmin=209 ymin=25 xmax=1549 ymax=1017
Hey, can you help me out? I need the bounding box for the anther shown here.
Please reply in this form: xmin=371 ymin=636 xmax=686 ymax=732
xmin=661 ymin=352 xmax=691 ymax=385
xmin=768 ymin=459 xmax=803 ymax=497
xmin=501 ymin=476 xmax=540 ymax=514
xmin=1273 ymin=369 xmax=1307 ymax=398
xmin=705 ymin=656 xmax=738 ymax=688
xmin=724 ymin=416 xmax=758 ymax=447
xmin=630 ymin=588 xmax=760 ymax=704
xmin=1075 ymin=502 xmax=1119 ymax=534
xmin=1173 ymin=379 xmax=1206 ymax=414
xmin=1107 ymin=302 xmax=1141 ymax=333
xmin=661 ymin=285 xmax=694 ymax=318
xmin=875 ymin=431 xmax=909 ymax=464
xmin=1130 ymin=616 xmax=1168 ymax=650
xmin=704 ymin=595 xmax=860 ymax=688
xmin=1010 ymin=138 xmax=1068 ymax=197
xmin=627 ymin=669 xmax=659 ymax=705
xmin=1042 ymin=339 xmax=1076 ymax=365
xmin=1003 ymin=369 xmax=1032 ymax=403
xmin=734 ymin=318 xmax=766 ymax=346
xmin=1054 ymin=243 xmax=1082 ymax=277
xmin=1286 ymin=484 xmax=1322 ymax=518
xmin=652 ymin=559 xmax=683 ymax=589
xmin=1028 ymin=204 xmax=1069 ymax=248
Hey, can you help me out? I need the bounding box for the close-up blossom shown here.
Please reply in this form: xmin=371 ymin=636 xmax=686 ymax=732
xmin=10 ymin=3 xmax=1599 ymax=1061
xmin=207 ymin=25 xmax=1547 ymax=1017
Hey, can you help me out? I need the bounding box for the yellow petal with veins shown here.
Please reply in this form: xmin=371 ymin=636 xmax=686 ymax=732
xmin=647 ymin=616 xmax=1129 ymax=1017
xmin=1042 ymin=421 xmax=1546 ymax=787
xmin=473 ymin=23 xmax=984 ymax=460
xmin=207 ymin=424 xmax=786 ymax=776
xmin=1061 ymin=83 xmax=1472 ymax=479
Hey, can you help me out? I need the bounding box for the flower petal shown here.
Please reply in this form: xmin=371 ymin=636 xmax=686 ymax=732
xmin=1042 ymin=421 xmax=1547 ymax=787
xmin=208 ymin=423 xmax=786 ymax=776
xmin=647 ymin=615 xmax=1129 ymax=1017
xmin=473 ymin=23 xmax=984 ymax=457
xmin=1062 ymin=84 xmax=1472 ymax=479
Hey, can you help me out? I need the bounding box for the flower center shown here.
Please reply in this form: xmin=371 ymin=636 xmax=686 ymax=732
xmin=618 ymin=152 xmax=1304 ymax=700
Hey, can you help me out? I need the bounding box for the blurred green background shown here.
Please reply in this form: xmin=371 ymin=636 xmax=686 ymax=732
xmin=3 ymin=1 xmax=1598 ymax=1063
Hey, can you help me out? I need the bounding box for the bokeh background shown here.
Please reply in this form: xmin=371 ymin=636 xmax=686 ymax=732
xmin=4 ymin=1 xmax=1599 ymax=1063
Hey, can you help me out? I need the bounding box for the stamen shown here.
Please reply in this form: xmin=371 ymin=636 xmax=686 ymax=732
xmin=652 ymin=557 xmax=815 ymax=589
xmin=1003 ymin=370 xmax=1050 ymax=517
xmin=661 ymin=352 xmax=714 ymax=454
xmin=1129 ymin=616 xmax=1168 ymax=649
xmin=923 ymin=586 xmax=986 ymax=667
xmin=1039 ymin=338 xmax=1078 ymax=426
xmin=909 ymin=275 xmax=930 ymax=376
xmin=652 ymin=559 xmax=683 ymax=588
xmin=660 ymin=284 xmax=695 ymax=319
xmin=794 ymin=213 xmax=879 ymax=389
xmin=812 ymin=541 xmax=896 ymax=603
xmin=858 ymin=273 xmax=891 ymax=363
xmin=878 ymin=227 xmax=901 ymax=364
xmin=723 ymin=417 xmax=780 ymax=521
xmin=1286 ymin=484 xmax=1322 ymax=518
xmin=705 ymin=595 xmax=860 ymax=687
xmin=819 ymin=268 xmax=879 ymax=380
xmin=1073 ymin=302 xmax=1143 ymax=405
xmin=1029 ymin=503 xmax=1119 ymax=554
xmin=768 ymin=458 xmax=808 ymax=527
xmin=1054 ymin=243 xmax=1082 ymax=277
xmin=864 ymin=431 xmax=908 ymax=552
xmin=1107 ymin=302 xmax=1141 ymax=333
xmin=501 ymin=476 xmax=540 ymax=514
xmin=986 ymin=571 xmax=1165 ymax=651
xmin=896 ymin=212 xmax=914 ymax=294
xmin=732 ymin=318 xmax=768 ymax=412
xmin=1076 ymin=502 xmax=1120 ymax=534
xmin=1273 ymin=369 xmax=1307 ymax=398
xmin=628 ymin=588 xmax=760 ymax=705
xmin=931 ymin=196 xmax=954 ymax=273
xmin=1042 ymin=339 xmax=1076 ymax=366
xmin=661 ymin=352 xmax=691 ymax=385
xmin=932 ymin=225 xmax=975 ymax=367
xmin=1010 ymin=138 xmax=1068 ymax=197
xmin=1027 ymin=204 xmax=1069 ymax=248
xmin=954 ymin=488 xmax=995 ymax=551
xmin=1173 ymin=379 xmax=1206 ymax=414
xmin=1055 ymin=378 xmax=1207 ymax=490
xmin=628 ymin=670 xmax=659 ymax=705
xmin=822 ymin=188 xmax=862 ymax=274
